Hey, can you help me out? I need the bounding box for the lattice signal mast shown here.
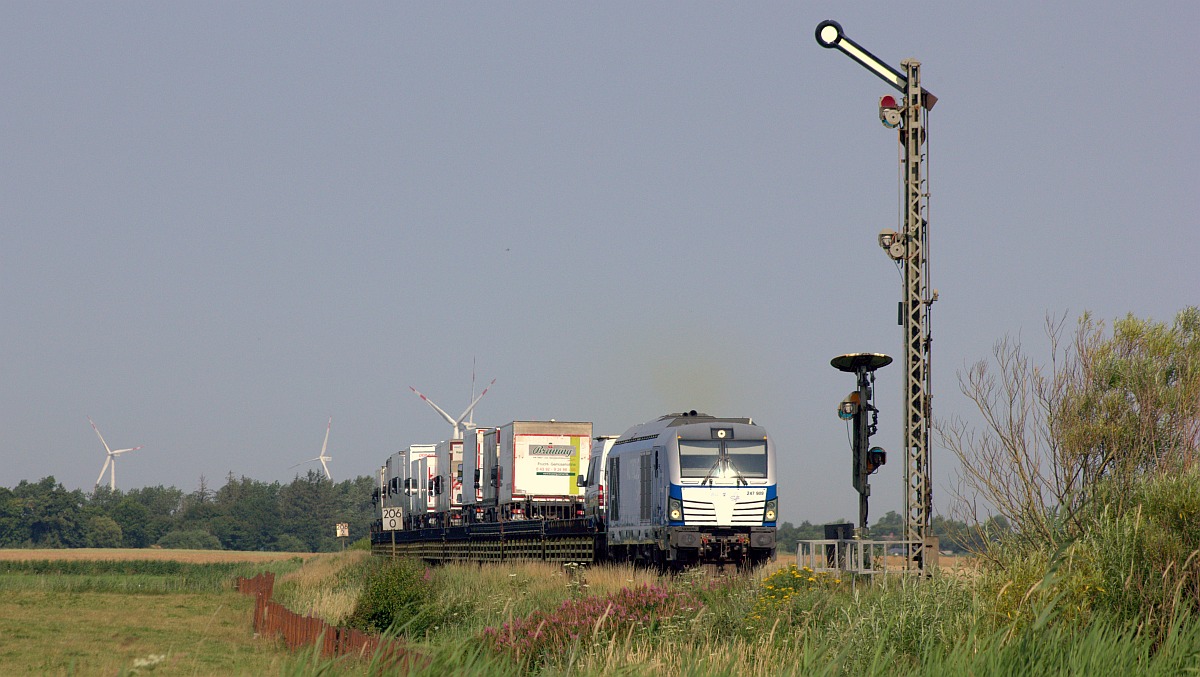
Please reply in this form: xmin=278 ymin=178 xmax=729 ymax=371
xmin=815 ymin=20 xmax=938 ymax=572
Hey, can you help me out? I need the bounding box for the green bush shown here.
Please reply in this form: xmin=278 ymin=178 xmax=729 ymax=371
xmin=155 ymin=529 xmax=223 ymax=550
xmin=1082 ymin=465 xmax=1200 ymax=634
xmin=345 ymin=557 xmax=442 ymax=636
xmin=271 ymin=534 xmax=309 ymax=552
xmin=969 ymin=465 xmax=1200 ymax=643
xmin=84 ymin=515 xmax=123 ymax=548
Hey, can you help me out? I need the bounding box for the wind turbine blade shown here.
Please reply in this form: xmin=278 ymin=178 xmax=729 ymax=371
xmin=319 ymin=457 xmax=331 ymax=480
xmin=321 ymin=417 xmax=332 ymax=457
xmin=110 ymin=446 xmax=143 ymax=457
xmin=290 ymin=456 xmax=321 ymax=468
xmin=456 ymin=378 xmax=496 ymax=426
xmin=96 ymin=456 xmax=112 ymax=486
xmin=409 ymin=386 xmax=457 ymax=426
xmin=88 ymin=416 xmax=113 ymax=454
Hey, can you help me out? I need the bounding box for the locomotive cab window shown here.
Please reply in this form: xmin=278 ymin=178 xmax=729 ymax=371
xmin=679 ymin=438 xmax=767 ymax=481
xmin=726 ymin=440 xmax=768 ymax=478
xmin=678 ymin=441 xmax=721 ymax=478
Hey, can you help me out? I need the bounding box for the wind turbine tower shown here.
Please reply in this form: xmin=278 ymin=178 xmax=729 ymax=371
xmin=89 ymin=416 xmax=144 ymax=491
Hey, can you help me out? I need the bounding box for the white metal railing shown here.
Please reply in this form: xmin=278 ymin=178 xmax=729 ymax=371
xmin=795 ymin=539 xmax=929 ymax=576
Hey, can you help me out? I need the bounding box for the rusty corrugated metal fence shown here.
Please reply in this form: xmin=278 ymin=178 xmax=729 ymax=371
xmin=235 ymin=572 xmax=420 ymax=668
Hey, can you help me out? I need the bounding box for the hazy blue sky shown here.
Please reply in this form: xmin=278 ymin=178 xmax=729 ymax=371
xmin=2 ymin=2 xmax=1196 ymax=524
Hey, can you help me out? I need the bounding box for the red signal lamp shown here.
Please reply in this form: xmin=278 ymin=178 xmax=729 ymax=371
xmin=879 ymin=95 xmax=902 ymax=128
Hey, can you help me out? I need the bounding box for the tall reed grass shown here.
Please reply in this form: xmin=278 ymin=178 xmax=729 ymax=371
xmin=272 ymin=550 xmax=371 ymax=623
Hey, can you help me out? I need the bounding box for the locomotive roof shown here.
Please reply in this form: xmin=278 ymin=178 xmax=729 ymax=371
xmin=614 ymin=411 xmax=756 ymax=445
xmin=661 ymin=411 xmax=753 ymax=427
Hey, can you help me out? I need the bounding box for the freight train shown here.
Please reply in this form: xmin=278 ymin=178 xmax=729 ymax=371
xmin=370 ymin=411 xmax=778 ymax=569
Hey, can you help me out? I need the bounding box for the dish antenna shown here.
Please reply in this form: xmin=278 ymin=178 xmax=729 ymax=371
xmin=409 ymin=375 xmax=495 ymax=440
xmin=291 ymin=416 xmax=333 ymax=480
xmin=89 ymin=416 xmax=144 ymax=491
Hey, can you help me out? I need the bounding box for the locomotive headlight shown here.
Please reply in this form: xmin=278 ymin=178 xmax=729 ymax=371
xmin=668 ymin=497 xmax=684 ymax=522
xmin=763 ymin=498 xmax=778 ymax=522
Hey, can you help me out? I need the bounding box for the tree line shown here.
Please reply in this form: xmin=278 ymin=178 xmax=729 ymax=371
xmin=1 ymin=469 xmax=990 ymax=555
xmin=0 ymin=471 xmax=376 ymax=552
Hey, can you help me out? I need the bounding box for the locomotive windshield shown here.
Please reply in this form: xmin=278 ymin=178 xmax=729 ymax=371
xmin=726 ymin=440 xmax=768 ymax=478
xmin=677 ymin=439 xmax=768 ymax=480
xmin=678 ymin=440 xmax=721 ymax=478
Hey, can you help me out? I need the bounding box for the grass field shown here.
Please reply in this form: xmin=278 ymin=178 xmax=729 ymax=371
xmin=2 ymin=546 xmax=1194 ymax=676
xmin=0 ymin=548 xmax=318 ymax=675
xmin=0 ymin=589 xmax=293 ymax=674
xmin=0 ymin=548 xmax=319 ymax=563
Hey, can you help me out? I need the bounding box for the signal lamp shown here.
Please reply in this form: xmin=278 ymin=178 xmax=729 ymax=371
xmin=838 ymin=392 xmax=860 ymax=420
xmin=867 ymin=447 xmax=887 ymax=474
xmin=879 ymin=95 xmax=902 ymax=128
xmin=879 ymin=230 xmax=904 ymax=260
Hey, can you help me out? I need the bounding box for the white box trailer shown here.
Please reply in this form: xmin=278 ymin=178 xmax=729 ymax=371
xmin=410 ymin=455 xmax=451 ymax=522
xmin=434 ymin=439 xmax=463 ymax=515
xmin=382 ymin=449 xmax=409 ymax=513
xmin=409 ymin=456 xmax=429 ymax=520
xmin=497 ymin=421 xmax=591 ymax=518
xmin=481 ymin=429 xmax=499 ymax=505
xmin=407 ymin=444 xmax=438 ymax=517
xmin=582 ymin=435 xmax=619 ymax=521
xmin=461 ymin=427 xmax=492 ymax=507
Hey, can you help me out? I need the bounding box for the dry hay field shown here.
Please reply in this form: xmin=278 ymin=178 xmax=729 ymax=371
xmin=0 ymin=547 xmax=319 ymax=563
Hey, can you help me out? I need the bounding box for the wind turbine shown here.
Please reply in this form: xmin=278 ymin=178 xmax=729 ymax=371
xmin=291 ymin=417 xmax=333 ymax=480
xmin=89 ymin=416 xmax=144 ymax=491
xmin=409 ymin=375 xmax=495 ymax=440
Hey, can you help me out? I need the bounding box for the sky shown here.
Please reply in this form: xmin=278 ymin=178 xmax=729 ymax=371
xmin=1 ymin=2 xmax=1196 ymax=525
